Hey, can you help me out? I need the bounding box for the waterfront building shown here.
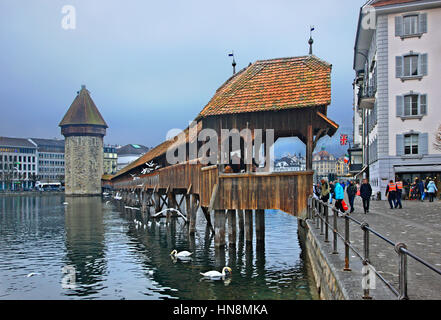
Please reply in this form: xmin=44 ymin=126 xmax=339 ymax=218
xmin=312 ymin=150 xmax=336 ymax=182
xmin=116 ymin=144 xmax=149 ymax=171
xmin=274 ymin=154 xmax=306 ymax=172
xmin=104 ymin=145 xmax=118 ymax=175
xmin=59 ymin=85 xmax=108 ymax=196
xmin=0 ymin=137 xmax=37 ymax=190
xmin=352 ymin=0 xmax=441 ymax=195
xmin=336 ymin=158 xmax=350 ymax=177
xmin=29 ymin=138 xmax=65 ymax=184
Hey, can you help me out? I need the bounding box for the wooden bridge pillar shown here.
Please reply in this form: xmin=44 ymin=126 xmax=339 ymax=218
xmin=153 ymin=192 xmax=161 ymax=214
xmin=244 ymin=209 xmax=253 ymax=243
xmin=227 ymin=209 xmax=237 ymax=247
xmin=255 ymin=209 xmax=265 ymax=244
xmin=237 ymin=210 xmax=244 ymax=238
xmin=214 ymin=210 xmax=226 ymax=247
xmin=189 ymin=195 xmax=198 ymax=235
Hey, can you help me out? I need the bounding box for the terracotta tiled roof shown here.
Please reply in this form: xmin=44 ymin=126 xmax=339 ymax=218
xmin=59 ymin=86 xmax=108 ymax=128
xmin=371 ymin=0 xmax=423 ymax=7
xmin=198 ymin=55 xmax=331 ymax=117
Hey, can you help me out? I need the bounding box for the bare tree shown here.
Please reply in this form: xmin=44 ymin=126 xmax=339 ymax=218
xmin=435 ymin=124 xmax=441 ymax=152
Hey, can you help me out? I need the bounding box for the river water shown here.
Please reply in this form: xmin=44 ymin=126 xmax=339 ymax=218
xmin=0 ymin=194 xmax=317 ymax=300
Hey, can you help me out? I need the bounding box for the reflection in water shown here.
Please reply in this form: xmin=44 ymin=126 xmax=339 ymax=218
xmin=0 ymin=195 xmax=318 ymax=300
xmin=63 ymin=197 xmax=106 ymax=297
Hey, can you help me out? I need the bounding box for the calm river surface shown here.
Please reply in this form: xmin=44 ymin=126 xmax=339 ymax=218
xmin=0 ymin=194 xmax=317 ymax=300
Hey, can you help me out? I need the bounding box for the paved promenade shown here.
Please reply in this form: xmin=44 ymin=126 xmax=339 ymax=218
xmin=333 ymin=197 xmax=441 ymax=299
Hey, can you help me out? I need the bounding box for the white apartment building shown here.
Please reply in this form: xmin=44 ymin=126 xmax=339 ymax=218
xmin=353 ymin=0 xmax=441 ymax=196
xmin=0 ymin=137 xmax=38 ymax=190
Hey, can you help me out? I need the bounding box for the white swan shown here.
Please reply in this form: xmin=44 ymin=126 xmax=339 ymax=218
xmin=170 ymin=250 xmax=193 ymax=259
xmin=200 ymin=267 xmax=232 ymax=280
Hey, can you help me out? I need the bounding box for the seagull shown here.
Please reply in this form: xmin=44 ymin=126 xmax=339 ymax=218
xmin=105 ymin=201 xmax=110 ymax=205
xmin=145 ymin=161 xmax=155 ymax=168
xmin=170 ymin=250 xmax=193 ymax=259
xmin=26 ymin=272 xmax=41 ymax=278
xmin=154 ymin=165 xmax=161 ymax=170
xmin=63 ymin=202 xmax=68 ymax=205
xmin=200 ymin=267 xmax=232 ymax=280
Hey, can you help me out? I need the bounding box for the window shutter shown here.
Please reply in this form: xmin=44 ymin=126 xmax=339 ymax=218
xmin=419 ymin=53 xmax=428 ymax=76
xmin=420 ymin=94 xmax=427 ymax=115
xmin=396 ymin=95 xmax=404 ymax=117
xmin=419 ymin=133 xmax=429 ymax=155
xmin=418 ymin=13 xmax=427 ymax=34
xmin=396 ymin=134 xmax=404 ymax=156
xmin=395 ymin=16 xmax=403 ymax=37
xmin=396 ymin=56 xmax=403 ymax=78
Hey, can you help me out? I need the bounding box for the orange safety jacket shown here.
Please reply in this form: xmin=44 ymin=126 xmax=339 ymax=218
xmin=396 ymin=181 xmax=403 ymax=190
xmin=388 ymin=183 xmax=397 ymax=192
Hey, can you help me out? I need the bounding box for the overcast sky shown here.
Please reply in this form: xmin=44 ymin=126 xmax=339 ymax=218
xmin=0 ymin=0 xmax=364 ymax=150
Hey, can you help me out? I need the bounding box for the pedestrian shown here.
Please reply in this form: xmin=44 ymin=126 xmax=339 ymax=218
xmin=334 ymin=180 xmax=345 ymax=214
xmin=329 ymin=181 xmax=335 ymax=204
xmin=360 ymin=179 xmax=372 ymax=214
xmin=346 ymin=180 xmax=357 ymax=213
xmin=427 ymin=179 xmax=438 ymax=202
xmin=417 ymin=178 xmax=425 ymax=202
xmin=395 ymin=177 xmax=403 ymax=209
xmin=320 ymin=178 xmax=330 ymax=203
xmin=313 ymin=184 xmax=320 ymax=199
xmin=385 ymin=180 xmax=397 ymax=209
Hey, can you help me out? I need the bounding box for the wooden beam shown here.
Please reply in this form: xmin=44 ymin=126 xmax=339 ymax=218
xmin=255 ymin=209 xmax=265 ymax=243
xmin=237 ymin=209 xmax=244 ymax=237
xmin=208 ymin=183 xmax=219 ymax=212
xmin=201 ymin=206 xmax=215 ymax=234
xmin=227 ymin=209 xmax=237 ymax=247
xmin=244 ymin=209 xmax=253 ymax=243
xmin=214 ymin=210 xmax=226 ymax=247
xmin=306 ymin=124 xmax=313 ymax=171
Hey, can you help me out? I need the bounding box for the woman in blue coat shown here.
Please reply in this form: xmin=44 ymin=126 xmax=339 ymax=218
xmin=334 ymin=181 xmax=345 ymax=213
xmin=427 ymin=180 xmax=438 ymax=202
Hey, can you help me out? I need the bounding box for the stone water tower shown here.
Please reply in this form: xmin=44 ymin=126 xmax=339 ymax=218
xmin=59 ymin=85 xmax=108 ymax=196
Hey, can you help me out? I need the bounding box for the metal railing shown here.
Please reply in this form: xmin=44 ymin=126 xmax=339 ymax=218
xmin=307 ymin=197 xmax=441 ymax=300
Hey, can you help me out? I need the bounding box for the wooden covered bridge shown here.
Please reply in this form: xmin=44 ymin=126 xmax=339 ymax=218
xmin=107 ymin=55 xmax=338 ymax=247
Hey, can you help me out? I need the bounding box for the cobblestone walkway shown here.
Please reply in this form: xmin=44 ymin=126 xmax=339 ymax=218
xmin=325 ymin=197 xmax=441 ymax=300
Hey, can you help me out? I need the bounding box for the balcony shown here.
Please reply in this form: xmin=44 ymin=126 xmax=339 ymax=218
xmin=358 ymin=83 xmax=376 ymax=110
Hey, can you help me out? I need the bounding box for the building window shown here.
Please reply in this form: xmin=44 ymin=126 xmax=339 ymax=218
xmin=395 ymin=13 xmax=427 ymax=38
xmin=396 ymin=93 xmax=427 ymax=118
xmin=403 ymin=55 xmax=418 ymax=77
xmin=404 ymin=134 xmax=419 ymax=155
xmin=404 ymin=95 xmax=418 ymax=116
xmin=396 ymin=53 xmax=428 ymax=79
xmin=403 ymin=15 xmax=418 ymax=36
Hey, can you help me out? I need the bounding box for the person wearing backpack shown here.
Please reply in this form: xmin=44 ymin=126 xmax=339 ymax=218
xmin=346 ymin=180 xmax=357 ymax=213
xmin=320 ymin=179 xmax=330 ymax=203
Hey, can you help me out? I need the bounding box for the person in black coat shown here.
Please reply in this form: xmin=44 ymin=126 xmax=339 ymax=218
xmin=346 ymin=180 xmax=357 ymax=213
xmin=360 ymin=179 xmax=372 ymax=214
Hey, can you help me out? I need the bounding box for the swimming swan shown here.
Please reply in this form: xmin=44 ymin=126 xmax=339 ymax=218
xmin=200 ymin=267 xmax=232 ymax=280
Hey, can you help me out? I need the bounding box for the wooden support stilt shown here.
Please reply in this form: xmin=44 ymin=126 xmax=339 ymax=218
xmin=201 ymin=206 xmax=215 ymax=233
xmin=189 ymin=195 xmax=198 ymax=234
xmin=244 ymin=209 xmax=253 ymax=243
xmin=255 ymin=209 xmax=265 ymax=243
xmin=306 ymin=123 xmax=313 ymax=171
xmin=227 ymin=209 xmax=237 ymax=247
xmin=214 ymin=210 xmax=226 ymax=247
xmin=238 ymin=209 xmax=244 ymax=237
xmin=154 ymin=192 xmax=161 ymax=214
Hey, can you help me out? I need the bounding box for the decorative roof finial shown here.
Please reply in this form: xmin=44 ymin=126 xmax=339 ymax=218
xmin=309 ymin=26 xmax=315 ymax=55
xmin=228 ymin=51 xmax=236 ymax=75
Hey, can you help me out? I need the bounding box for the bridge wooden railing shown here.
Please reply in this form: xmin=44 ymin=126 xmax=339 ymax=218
xmin=111 ymin=162 xmax=313 ymax=217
